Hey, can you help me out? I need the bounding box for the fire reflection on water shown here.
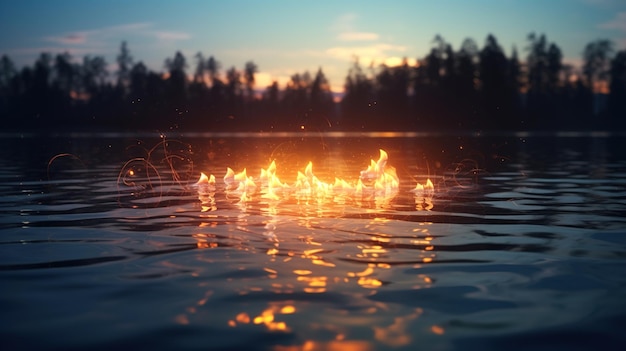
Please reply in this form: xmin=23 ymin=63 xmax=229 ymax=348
xmin=174 ymin=149 xmax=441 ymax=347
xmin=194 ymin=149 xmax=433 ymax=212
xmin=174 ymin=212 xmax=439 ymax=347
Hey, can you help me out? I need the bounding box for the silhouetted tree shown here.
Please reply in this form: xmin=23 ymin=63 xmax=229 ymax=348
xmin=342 ymin=58 xmax=375 ymax=129
xmin=608 ymin=50 xmax=626 ymax=129
xmin=309 ymin=67 xmax=334 ymax=129
xmin=546 ymin=43 xmax=563 ymax=93
xmin=0 ymin=55 xmax=16 ymax=118
xmin=116 ymin=41 xmax=133 ymax=94
xmin=81 ymin=56 xmax=108 ymax=96
xmin=413 ymin=35 xmax=454 ymax=129
xmin=129 ymin=61 xmax=149 ymax=98
xmin=53 ymin=52 xmax=78 ymax=97
xmin=222 ymin=66 xmax=244 ymax=126
xmin=225 ymin=66 xmax=242 ymax=98
xmin=506 ymin=46 xmax=523 ymax=128
xmin=3 ymin=32 xmax=626 ymax=132
xmin=451 ymin=38 xmax=479 ymax=128
xmin=262 ymin=81 xmax=281 ymax=128
xmin=0 ymin=55 xmax=16 ymax=89
xmin=206 ymin=56 xmax=220 ymax=86
xmin=244 ymin=61 xmax=258 ymax=101
xmin=479 ymin=34 xmax=510 ymax=129
xmin=164 ymin=51 xmax=188 ymax=114
xmin=17 ymin=53 xmax=56 ymax=126
xmin=193 ymin=52 xmax=206 ymax=84
xmin=526 ymin=33 xmax=564 ymax=129
xmin=375 ymin=59 xmax=411 ymax=129
xmin=583 ymin=39 xmax=614 ymax=92
xmin=283 ymin=71 xmax=312 ymax=129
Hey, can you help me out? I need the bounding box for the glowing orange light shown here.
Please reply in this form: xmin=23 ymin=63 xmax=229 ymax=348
xmin=194 ymin=149 xmax=432 ymax=207
xmin=236 ymin=312 xmax=251 ymax=324
xmin=412 ymin=178 xmax=434 ymax=210
xmin=280 ymin=305 xmax=296 ymax=314
xmin=431 ymin=325 xmax=445 ymax=335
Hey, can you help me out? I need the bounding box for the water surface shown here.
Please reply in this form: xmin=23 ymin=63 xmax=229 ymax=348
xmin=1 ymin=133 xmax=625 ymax=351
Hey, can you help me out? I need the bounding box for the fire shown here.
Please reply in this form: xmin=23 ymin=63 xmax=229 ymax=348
xmin=194 ymin=149 xmax=433 ymax=209
xmin=411 ymin=178 xmax=434 ymax=210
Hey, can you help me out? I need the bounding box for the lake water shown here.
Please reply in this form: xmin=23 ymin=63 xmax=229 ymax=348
xmin=1 ymin=132 xmax=625 ymax=351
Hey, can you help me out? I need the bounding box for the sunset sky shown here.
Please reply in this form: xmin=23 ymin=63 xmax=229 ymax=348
xmin=1 ymin=0 xmax=625 ymax=92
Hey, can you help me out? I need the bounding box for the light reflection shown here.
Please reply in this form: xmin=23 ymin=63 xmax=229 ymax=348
xmin=412 ymin=178 xmax=435 ymax=210
xmin=181 ymin=151 xmax=442 ymax=348
xmin=228 ymin=302 xmax=297 ymax=332
xmin=194 ymin=149 xmax=431 ymax=210
xmin=430 ymin=325 xmax=445 ymax=335
xmin=195 ymin=172 xmax=216 ymax=212
xmin=274 ymin=340 xmax=374 ymax=351
xmin=373 ymin=308 xmax=423 ymax=346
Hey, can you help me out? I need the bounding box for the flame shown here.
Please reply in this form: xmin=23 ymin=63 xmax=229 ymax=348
xmin=194 ymin=149 xmax=433 ymax=209
xmin=194 ymin=172 xmax=216 ymax=211
xmin=411 ymin=178 xmax=434 ymax=210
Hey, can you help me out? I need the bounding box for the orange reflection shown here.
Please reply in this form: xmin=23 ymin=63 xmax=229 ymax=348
xmin=374 ymin=308 xmax=423 ymax=346
xmin=274 ymin=340 xmax=373 ymax=351
xmin=194 ymin=149 xmax=431 ymax=209
xmin=183 ymin=165 xmax=441 ymax=347
xmin=412 ymin=178 xmax=435 ymax=210
xmin=195 ymin=172 xmax=217 ymax=211
xmin=430 ymin=325 xmax=445 ymax=335
xmin=228 ymin=303 xmax=296 ymax=332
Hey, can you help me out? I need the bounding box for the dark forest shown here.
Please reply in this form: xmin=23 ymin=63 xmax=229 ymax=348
xmin=1 ymin=33 xmax=625 ymax=132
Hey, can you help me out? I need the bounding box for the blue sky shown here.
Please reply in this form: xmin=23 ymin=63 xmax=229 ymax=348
xmin=1 ymin=0 xmax=625 ymax=92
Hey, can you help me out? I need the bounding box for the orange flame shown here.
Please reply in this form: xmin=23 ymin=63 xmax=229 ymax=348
xmin=195 ymin=149 xmax=432 ymax=208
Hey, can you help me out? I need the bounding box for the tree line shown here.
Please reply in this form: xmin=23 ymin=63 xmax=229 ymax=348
xmin=1 ymin=33 xmax=625 ymax=132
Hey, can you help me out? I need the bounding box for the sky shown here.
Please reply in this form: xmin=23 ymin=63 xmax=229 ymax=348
xmin=1 ymin=0 xmax=625 ymax=93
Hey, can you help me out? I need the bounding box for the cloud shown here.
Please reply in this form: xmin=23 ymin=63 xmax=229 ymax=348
xmin=40 ymin=22 xmax=153 ymax=50
xmin=332 ymin=13 xmax=380 ymax=42
xmin=44 ymin=32 xmax=88 ymax=45
xmin=326 ymin=43 xmax=408 ymax=66
xmin=331 ymin=13 xmax=359 ymax=33
xmin=598 ymin=11 xmax=626 ymax=50
xmin=327 ymin=13 xmax=412 ymax=68
xmin=40 ymin=22 xmax=191 ymax=49
xmin=337 ymin=32 xmax=379 ymax=41
xmin=154 ymin=31 xmax=191 ymax=41
xmin=599 ymin=11 xmax=626 ymax=31
xmin=106 ymin=22 xmax=152 ymax=32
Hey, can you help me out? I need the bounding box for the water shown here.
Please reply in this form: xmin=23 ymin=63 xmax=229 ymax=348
xmin=1 ymin=133 xmax=625 ymax=351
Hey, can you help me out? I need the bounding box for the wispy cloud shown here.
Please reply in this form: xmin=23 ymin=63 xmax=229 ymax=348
xmin=154 ymin=31 xmax=191 ymax=41
xmin=331 ymin=13 xmax=359 ymax=33
xmin=39 ymin=22 xmax=152 ymax=49
xmin=44 ymin=32 xmax=88 ymax=45
xmin=332 ymin=13 xmax=381 ymax=42
xmin=327 ymin=14 xmax=411 ymax=67
xmin=598 ymin=11 xmax=626 ymax=49
xmin=599 ymin=11 xmax=626 ymax=31
xmin=337 ymin=32 xmax=379 ymax=41
xmin=39 ymin=22 xmax=191 ymax=50
xmin=326 ymin=43 xmax=410 ymax=67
